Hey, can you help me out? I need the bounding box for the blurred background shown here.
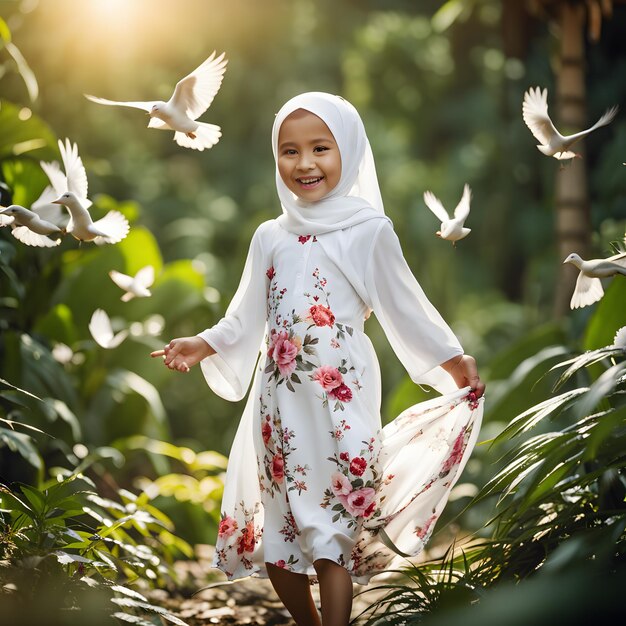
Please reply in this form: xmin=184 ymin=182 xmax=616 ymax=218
xmin=1 ymin=1 xmax=625 ymax=622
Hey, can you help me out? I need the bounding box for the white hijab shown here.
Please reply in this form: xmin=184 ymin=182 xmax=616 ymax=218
xmin=272 ymin=92 xmax=388 ymax=235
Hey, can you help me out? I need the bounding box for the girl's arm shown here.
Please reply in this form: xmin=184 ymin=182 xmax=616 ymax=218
xmin=440 ymin=354 xmax=485 ymax=398
xmin=364 ymin=220 xmax=484 ymax=397
xmin=150 ymin=336 xmax=215 ymax=373
xmin=152 ymin=221 xmax=273 ymax=401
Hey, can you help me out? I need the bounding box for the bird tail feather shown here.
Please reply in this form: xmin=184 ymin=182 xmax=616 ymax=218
xmin=174 ymin=123 xmax=222 ymax=151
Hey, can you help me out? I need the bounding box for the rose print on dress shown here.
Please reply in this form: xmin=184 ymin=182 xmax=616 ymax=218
xmin=213 ymin=500 xmax=261 ymax=576
xmin=310 ymin=359 xmax=356 ymax=412
xmin=259 ymin=399 xmax=311 ymax=499
xmin=274 ymin=554 xmax=301 ymax=571
xmin=306 ymin=304 xmax=335 ymax=327
xmin=217 ymin=514 xmax=238 ymax=539
xmin=320 ymin=437 xmax=385 ymax=530
xmin=265 ymin=329 xmax=319 ymax=392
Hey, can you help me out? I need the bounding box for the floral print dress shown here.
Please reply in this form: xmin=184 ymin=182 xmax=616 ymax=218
xmin=198 ymin=218 xmax=483 ymax=584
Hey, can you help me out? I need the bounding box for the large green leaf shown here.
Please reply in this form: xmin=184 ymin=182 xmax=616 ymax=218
xmin=33 ymin=303 xmax=78 ymax=346
xmin=0 ymin=101 xmax=56 ymax=161
xmin=0 ymin=428 xmax=42 ymax=470
xmin=584 ymin=278 xmax=626 ymax=350
xmin=485 ymin=322 xmax=567 ymax=382
xmin=484 ymin=346 xmax=570 ymax=427
xmin=1 ymin=157 xmax=49 ymax=207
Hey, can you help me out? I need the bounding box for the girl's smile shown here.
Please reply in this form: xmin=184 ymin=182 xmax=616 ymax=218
xmin=277 ymin=109 xmax=342 ymax=202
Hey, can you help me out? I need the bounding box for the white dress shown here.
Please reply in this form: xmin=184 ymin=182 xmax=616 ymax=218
xmin=198 ymin=218 xmax=483 ymax=584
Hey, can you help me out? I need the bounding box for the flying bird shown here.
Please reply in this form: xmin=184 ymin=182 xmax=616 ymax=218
xmin=89 ymin=309 xmax=128 ymax=349
xmin=52 ymin=191 xmax=129 ymax=244
xmin=109 ymin=265 xmax=154 ymax=301
xmin=0 ymin=205 xmax=63 ymax=247
xmin=423 ymin=184 xmax=472 ymax=245
xmin=84 ymin=51 xmax=228 ymax=151
xmin=32 ymin=138 xmax=94 ymax=234
xmin=522 ymin=87 xmax=618 ymax=160
xmin=563 ymin=252 xmax=626 ymax=309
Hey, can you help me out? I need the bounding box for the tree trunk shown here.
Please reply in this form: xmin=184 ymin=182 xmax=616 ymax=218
xmin=553 ymin=2 xmax=591 ymax=317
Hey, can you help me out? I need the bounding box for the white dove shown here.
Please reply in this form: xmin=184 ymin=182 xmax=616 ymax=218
xmin=89 ymin=309 xmax=128 ymax=349
xmin=31 ymin=138 xmax=93 ymax=232
xmin=522 ymin=87 xmax=619 ymax=160
xmin=52 ymin=192 xmax=129 ymax=244
xmin=109 ymin=265 xmax=154 ymax=302
xmin=0 ymin=205 xmax=63 ymax=247
xmin=563 ymin=252 xmax=626 ymax=309
xmin=84 ymin=51 xmax=228 ymax=151
xmin=423 ymin=184 xmax=472 ymax=245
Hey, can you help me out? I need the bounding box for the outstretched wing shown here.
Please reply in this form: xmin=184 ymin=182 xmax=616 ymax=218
xmin=58 ymin=138 xmax=91 ymax=207
xmin=39 ymin=160 xmax=67 ymax=196
xmin=89 ymin=308 xmax=128 ymax=349
xmin=109 ymin=270 xmax=134 ymax=292
xmin=570 ymin=273 xmax=603 ymax=309
xmin=134 ymin=265 xmax=155 ymax=290
xmin=453 ymin=184 xmax=472 ymax=221
xmin=0 ymin=212 xmax=15 ymax=227
xmin=170 ymin=51 xmax=228 ymax=120
xmin=522 ymin=87 xmax=560 ymax=145
xmin=84 ymin=94 xmax=155 ymax=113
xmin=92 ymin=210 xmax=130 ymax=245
xmin=423 ymin=191 xmax=450 ymax=223
xmin=11 ymin=225 xmax=61 ymax=248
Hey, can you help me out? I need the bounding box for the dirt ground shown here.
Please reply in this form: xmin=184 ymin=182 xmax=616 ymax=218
xmin=149 ymin=544 xmax=419 ymax=625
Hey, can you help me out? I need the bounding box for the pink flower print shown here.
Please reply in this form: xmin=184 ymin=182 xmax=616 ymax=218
xmin=273 ymin=332 xmax=300 ymax=377
xmin=330 ymin=471 xmax=352 ymax=497
xmin=329 ymin=383 xmax=353 ymax=403
xmin=307 ymin=304 xmax=335 ymax=328
xmin=218 ymin=515 xmax=238 ymax=538
xmin=298 ymin=235 xmax=311 ymax=244
xmin=330 ymin=338 xmax=340 ymax=349
xmin=339 ymin=451 xmax=350 ymax=462
xmin=312 ymin=365 xmax=343 ymax=392
xmin=441 ymin=428 xmax=466 ymax=476
xmin=262 ymin=419 xmax=272 ymax=446
xmin=363 ymin=501 xmax=376 ymax=518
xmin=383 ymin=473 xmax=395 ymax=486
xmin=266 ymin=265 xmax=275 ymax=280
xmin=275 ymin=559 xmax=287 ymax=568
xmin=349 ymin=456 xmax=367 ymax=476
xmin=338 ymin=487 xmax=376 ymax=517
xmin=237 ymin=520 xmax=256 ymax=555
xmin=267 ymin=328 xmax=278 ymax=360
xmin=415 ymin=514 xmax=437 ymax=540
xmin=271 ymin=452 xmax=285 ymax=484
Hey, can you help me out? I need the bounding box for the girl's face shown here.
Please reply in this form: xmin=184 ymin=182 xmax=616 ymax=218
xmin=277 ymin=109 xmax=342 ymax=202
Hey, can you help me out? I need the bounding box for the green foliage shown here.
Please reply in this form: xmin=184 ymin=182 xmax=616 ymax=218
xmin=357 ymin=310 xmax=626 ymax=623
xmin=0 ymin=474 xmax=189 ymax=625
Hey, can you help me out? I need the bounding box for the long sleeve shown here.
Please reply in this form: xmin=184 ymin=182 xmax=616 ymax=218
xmin=364 ymin=221 xmax=463 ymax=388
xmin=197 ymin=221 xmax=272 ymax=402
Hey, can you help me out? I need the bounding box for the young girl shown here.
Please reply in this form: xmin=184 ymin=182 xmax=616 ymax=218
xmin=152 ymin=92 xmax=485 ymax=626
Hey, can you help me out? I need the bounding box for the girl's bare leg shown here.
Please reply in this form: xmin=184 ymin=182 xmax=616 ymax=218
xmin=266 ymin=562 xmax=321 ymax=626
xmin=313 ymin=558 xmax=353 ymax=626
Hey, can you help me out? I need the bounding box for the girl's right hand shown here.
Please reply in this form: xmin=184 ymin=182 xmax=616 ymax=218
xmin=150 ymin=336 xmax=214 ymax=373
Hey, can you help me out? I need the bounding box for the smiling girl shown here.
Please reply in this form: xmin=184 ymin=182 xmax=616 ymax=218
xmin=152 ymin=92 xmax=485 ymax=626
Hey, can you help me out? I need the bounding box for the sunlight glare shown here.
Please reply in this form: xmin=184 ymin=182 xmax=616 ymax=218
xmin=88 ymin=0 xmax=138 ymax=20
